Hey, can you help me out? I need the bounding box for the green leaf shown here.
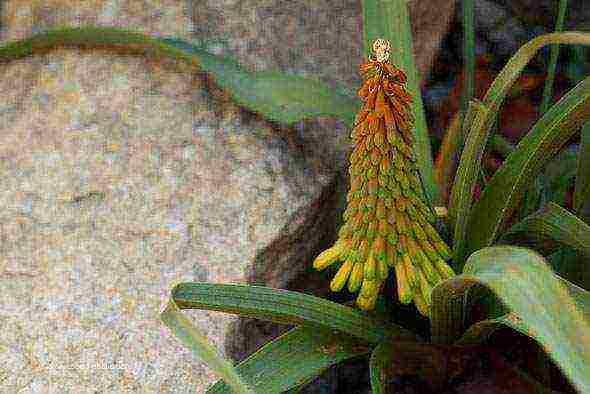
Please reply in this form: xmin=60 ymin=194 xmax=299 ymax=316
xmin=369 ymin=343 xmax=394 ymax=394
xmin=362 ymin=0 xmax=437 ymax=203
xmin=162 ymin=37 xmax=360 ymax=127
xmin=446 ymin=32 xmax=590 ymax=262
xmin=544 ymin=147 xmax=577 ymax=205
xmin=501 ymin=202 xmax=590 ymax=257
xmin=168 ymin=283 xmax=418 ymax=344
xmin=539 ymin=0 xmax=569 ymax=115
xmin=207 ymin=326 xmax=371 ymax=393
xmin=456 ymin=313 xmax=530 ymax=345
xmin=575 ymin=122 xmax=590 ymax=220
xmin=460 ymin=0 xmax=476 ymax=117
xmin=518 ymin=176 xmax=544 ymax=220
xmin=459 ymin=276 xmax=590 ymax=345
xmin=431 ymin=246 xmax=590 ymax=393
xmin=449 ymin=99 xmax=490 ymax=266
xmin=160 ymin=300 xmax=254 ymax=394
xmin=0 ymin=26 xmax=359 ymax=127
xmin=462 ymin=75 xmax=590 ymax=262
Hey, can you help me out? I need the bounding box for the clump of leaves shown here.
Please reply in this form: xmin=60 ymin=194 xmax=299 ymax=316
xmin=1 ymin=0 xmax=588 ymax=392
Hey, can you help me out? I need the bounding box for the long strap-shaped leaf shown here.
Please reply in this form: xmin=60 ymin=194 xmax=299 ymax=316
xmin=501 ymin=202 xmax=590 ymax=257
xmin=167 ymin=283 xmax=418 ymax=344
xmin=449 ymin=32 xmax=590 ymax=265
xmin=207 ymin=326 xmax=371 ymax=393
xmin=362 ymin=0 xmax=437 ymax=202
xmin=0 ymin=26 xmax=359 ymax=127
xmin=459 ymin=273 xmax=590 ymax=343
xmin=461 ymin=75 xmax=590 ymax=261
xmin=449 ymin=99 xmax=489 ymax=263
xmin=161 ymin=300 xmax=255 ymax=394
xmin=162 ymin=283 xmax=417 ymax=392
xmin=575 ymin=123 xmax=590 ymax=221
xmin=431 ymin=246 xmax=590 ymax=393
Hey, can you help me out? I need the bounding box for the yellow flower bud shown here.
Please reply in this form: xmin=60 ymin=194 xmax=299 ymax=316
xmin=313 ymin=244 xmax=342 ymax=270
xmin=330 ymin=259 xmax=354 ymax=292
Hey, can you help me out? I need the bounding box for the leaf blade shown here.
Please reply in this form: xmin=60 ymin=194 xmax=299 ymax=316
xmin=207 ymin=326 xmax=371 ymax=394
xmin=574 ymin=122 xmax=590 ymax=220
xmin=170 ymin=282 xmax=418 ymax=344
xmin=160 ymin=300 xmax=254 ymax=394
xmin=463 ymin=75 xmax=590 ymax=261
xmin=431 ymin=246 xmax=590 ymax=393
xmin=449 ymin=100 xmax=490 ymax=266
xmin=501 ymin=202 xmax=590 ymax=257
xmin=0 ymin=26 xmax=360 ymax=127
xmin=369 ymin=342 xmax=394 ymax=394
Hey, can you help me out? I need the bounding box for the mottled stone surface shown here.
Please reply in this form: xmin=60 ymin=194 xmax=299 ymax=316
xmin=190 ymin=0 xmax=456 ymax=91
xmin=0 ymin=1 xmax=455 ymax=392
xmin=0 ymin=1 xmax=337 ymax=392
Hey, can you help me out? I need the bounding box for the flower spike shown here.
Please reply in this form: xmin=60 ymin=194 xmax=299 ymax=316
xmin=312 ymin=38 xmax=455 ymax=315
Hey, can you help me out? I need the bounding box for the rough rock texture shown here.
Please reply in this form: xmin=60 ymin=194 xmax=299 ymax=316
xmin=0 ymin=1 xmax=455 ymax=392
xmin=0 ymin=1 xmax=337 ymax=392
xmin=190 ymin=0 xmax=456 ymax=89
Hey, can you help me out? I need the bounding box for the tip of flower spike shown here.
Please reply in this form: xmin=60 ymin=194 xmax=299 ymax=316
xmin=434 ymin=206 xmax=448 ymax=218
xmin=372 ymin=38 xmax=391 ymax=63
xmin=313 ymin=244 xmax=343 ymax=270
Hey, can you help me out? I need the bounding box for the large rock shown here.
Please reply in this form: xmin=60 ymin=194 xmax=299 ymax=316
xmin=0 ymin=1 xmax=337 ymax=392
xmin=0 ymin=0 xmax=455 ymax=392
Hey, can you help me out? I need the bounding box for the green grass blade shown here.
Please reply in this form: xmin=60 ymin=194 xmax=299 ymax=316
xmin=207 ymin=326 xmax=371 ymax=393
xmin=501 ymin=202 xmax=590 ymax=257
xmin=369 ymin=342 xmax=394 ymax=394
xmin=461 ymin=0 xmax=476 ymax=117
xmin=0 ymin=26 xmax=359 ymax=127
xmin=449 ymin=99 xmax=490 ymax=266
xmin=168 ymin=283 xmax=418 ymax=344
xmin=362 ymin=0 xmax=437 ymax=203
xmin=539 ymin=0 xmax=569 ymax=115
xmin=462 ymin=75 xmax=590 ymax=262
xmin=459 ymin=274 xmax=590 ymax=344
xmin=160 ymin=300 xmax=254 ymax=394
xmin=431 ymin=246 xmax=590 ymax=392
xmin=575 ymin=123 xmax=590 ymax=220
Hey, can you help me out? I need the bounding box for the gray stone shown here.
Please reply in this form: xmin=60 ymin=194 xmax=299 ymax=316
xmin=0 ymin=1 xmax=336 ymax=392
xmin=0 ymin=0 xmax=455 ymax=392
